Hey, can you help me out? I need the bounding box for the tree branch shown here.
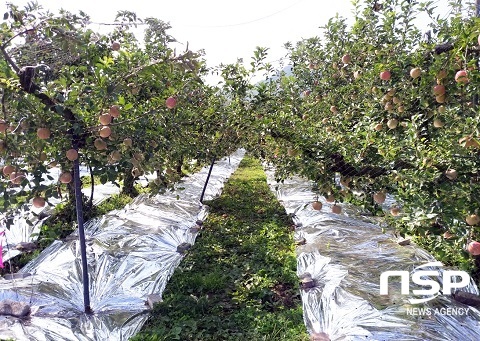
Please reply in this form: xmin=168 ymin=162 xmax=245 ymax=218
xmin=0 ymin=46 xmax=20 ymax=73
xmin=433 ymin=43 xmax=454 ymax=55
xmin=1 ymin=45 xmax=87 ymax=148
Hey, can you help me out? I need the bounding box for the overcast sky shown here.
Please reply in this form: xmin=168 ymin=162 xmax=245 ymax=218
xmin=12 ymin=0 xmax=354 ymax=65
xmin=2 ymin=0 xmax=453 ymax=82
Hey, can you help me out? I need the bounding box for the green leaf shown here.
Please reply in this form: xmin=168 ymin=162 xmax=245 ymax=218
xmin=107 ymin=84 xmax=115 ymax=94
xmin=54 ymin=105 xmax=64 ymax=114
xmin=100 ymin=174 xmax=108 ymax=184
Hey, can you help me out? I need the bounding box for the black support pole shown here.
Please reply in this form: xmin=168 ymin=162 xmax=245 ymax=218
xmin=200 ymin=157 xmax=216 ymax=204
xmin=73 ymin=157 xmax=93 ymax=314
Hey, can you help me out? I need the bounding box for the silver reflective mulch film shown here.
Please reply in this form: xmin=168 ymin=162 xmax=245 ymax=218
xmin=0 ymin=149 xmax=245 ymax=340
xmin=265 ymin=167 xmax=480 ymax=340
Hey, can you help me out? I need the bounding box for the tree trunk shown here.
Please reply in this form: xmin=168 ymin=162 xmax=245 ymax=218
xmin=156 ymin=169 xmax=167 ymax=186
xmin=176 ymin=156 xmax=184 ymax=176
xmin=122 ymin=168 xmax=139 ymax=197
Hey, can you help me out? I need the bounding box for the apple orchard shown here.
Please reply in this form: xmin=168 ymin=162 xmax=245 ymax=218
xmin=2 ymin=0 xmax=480 ymax=285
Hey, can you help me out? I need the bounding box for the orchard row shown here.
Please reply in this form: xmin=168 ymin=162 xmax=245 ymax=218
xmin=2 ymin=0 xmax=480 ymax=283
xmin=223 ymin=0 xmax=480 ymax=279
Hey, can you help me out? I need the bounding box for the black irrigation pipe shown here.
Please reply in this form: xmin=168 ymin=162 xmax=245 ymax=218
xmin=73 ymin=157 xmax=93 ymax=314
xmin=200 ymin=157 xmax=216 ymax=204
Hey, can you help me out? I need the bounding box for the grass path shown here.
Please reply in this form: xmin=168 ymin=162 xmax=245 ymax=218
xmin=133 ymin=156 xmax=308 ymax=340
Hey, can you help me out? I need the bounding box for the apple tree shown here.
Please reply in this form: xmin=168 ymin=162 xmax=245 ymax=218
xmin=238 ymin=0 xmax=480 ymax=282
xmin=0 ymin=3 xmax=236 ymax=228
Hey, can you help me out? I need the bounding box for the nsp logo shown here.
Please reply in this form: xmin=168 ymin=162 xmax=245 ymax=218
xmin=379 ymin=261 xmax=470 ymax=304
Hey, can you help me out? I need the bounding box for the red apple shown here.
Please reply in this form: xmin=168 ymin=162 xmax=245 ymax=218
xmin=66 ymin=148 xmax=79 ymax=161
xmin=123 ymin=137 xmax=133 ymax=147
xmin=466 ymin=214 xmax=480 ymax=226
xmin=390 ymin=206 xmax=401 ymax=216
xmin=331 ymin=205 xmax=342 ymax=214
xmin=467 ymin=241 xmax=480 ymax=255
xmin=2 ymin=165 xmax=14 ymax=176
xmin=373 ymin=191 xmax=386 ymax=204
xmin=410 ymin=67 xmax=421 ymax=79
xmin=59 ymin=172 xmax=73 ymax=184
xmin=10 ymin=171 xmax=25 ymax=185
xmin=110 ymin=150 xmax=121 ymax=161
xmin=445 ymin=169 xmax=457 ymax=180
xmin=384 ymin=102 xmax=394 ymax=111
xmin=99 ymin=126 xmax=112 ymax=138
xmin=109 ymin=105 xmax=120 ymax=118
xmin=33 ymin=196 xmax=46 ymax=208
xmin=455 ymin=70 xmax=469 ymax=83
xmin=111 ymin=41 xmax=121 ymax=51
xmin=443 ymin=231 xmax=454 ymax=239
xmin=166 ymin=97 xmax=177 ymax=109
xmin=312 ymin=201 xmax=322 ymax=210
xmin=433 ymin=118 xmax=444 ymax=128
xmin=37 ymin=127 xmax=51 ymax=139
xmin=380 ymin=70 xmax=391 ymax=81
xmin=341 ymin=54 xmax=351 ymax=64
xmin=433 ymin=84 xmax=446 ymax=95
xmin=387 ymin=118 xmax=398 ymax=129
xmin=94 ymin=138 xmax=107 ymax=150
xmin=99 ymin=113 xmax=112 ymax=125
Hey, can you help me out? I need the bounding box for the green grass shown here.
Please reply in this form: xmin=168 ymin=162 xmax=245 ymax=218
xmin=132 ymin=156 xmax=308 ymax=341
xmin=80 ymin=174 xmax=103 ymax=187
